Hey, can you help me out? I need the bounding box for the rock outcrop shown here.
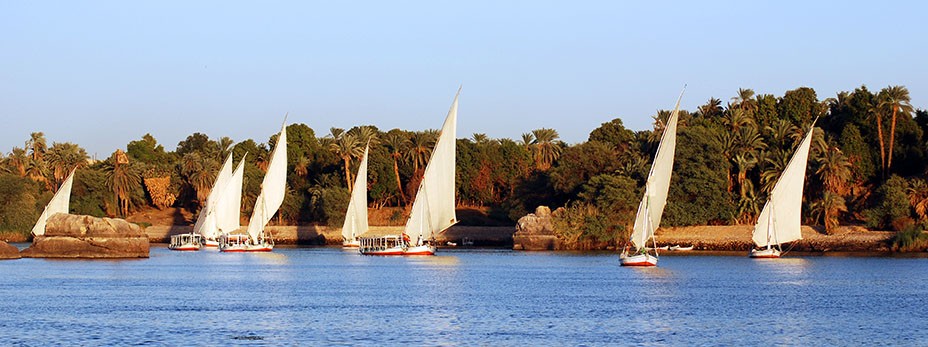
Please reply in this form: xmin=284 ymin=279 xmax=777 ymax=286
xmin=21 ymin=213 xmax=149 ymax=258
xmin=512 ymin=206 xmax=561 ymax=250
xmin=0 ymin=241 xmax=20 ymax=260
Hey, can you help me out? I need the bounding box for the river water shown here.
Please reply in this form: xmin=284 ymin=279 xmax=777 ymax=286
xmin=1 ymin=246 xmax=927 ymax=346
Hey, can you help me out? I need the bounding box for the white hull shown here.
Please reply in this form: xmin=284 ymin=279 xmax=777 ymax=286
xmin=169 ymin=233 xmax=202 ymax=251
xmin=168 ymin=242 xmax=200 ymax=251
xmin=669 ymin=245 xmax=693 ymax=251
xmin=203 ymin=239 xmax=219 ymax=248
xmin=749 ymin=248 xmax=781 ymax=258
xmin=342 ymin=239 xmax=361 ymax=248
xmin=620 ymin=253 xmax=658 ymax=267
xmin=218 ymin=234 xmax=274 ymax=253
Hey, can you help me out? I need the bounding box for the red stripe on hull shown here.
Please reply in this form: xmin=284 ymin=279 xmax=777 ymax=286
xmin=362 ymin=251 xmax=406 ymax=256
xmin=621 ymin=261 xmax=656 ymax=267
xmin=750 ymin=255 xmax=781 ymax=259
xmin=403 ymin=251 xmax=435 ymax=256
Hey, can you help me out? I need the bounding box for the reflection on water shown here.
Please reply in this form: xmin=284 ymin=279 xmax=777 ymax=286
xmin=1 ymin=247 xmax=928 ymax=345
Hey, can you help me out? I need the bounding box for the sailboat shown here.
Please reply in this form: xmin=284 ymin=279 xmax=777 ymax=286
xmin=179 ymin=152 xmax=235 ymax=250
xmin=31 ymin=168 xmax=76 ymax=237
xmin=749 ymin=119 xmax=817 ymax=258
xmin=342 ymin=144 xmax=370 ymax=248
xmin=620 ymin=89 xmax=684 ymax=267
xmin=214 ymin=153 xmax=246 ymax=244
xmin=220 ymin=120 xmax=287 ymax=252
xmin=359 ymin=89 xmax=459 ymax=256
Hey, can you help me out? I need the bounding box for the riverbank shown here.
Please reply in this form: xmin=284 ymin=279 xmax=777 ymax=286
xmin=145 ymin=225 xmax=515 ymax=246
xmin=656 ymin=225 xmax=896 ymax=252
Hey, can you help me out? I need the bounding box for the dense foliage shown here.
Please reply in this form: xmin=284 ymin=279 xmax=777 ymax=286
xmin=1 ymin=85 xmax=925 ymax=244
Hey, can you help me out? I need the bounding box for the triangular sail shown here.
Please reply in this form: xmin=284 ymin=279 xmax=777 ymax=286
xmin=403 ymin=90 xmax=459 ymax=244
xmin=32 ymin=168 xmax=76 ymax=236
xmin=342 ymin=145 xmax=370 ymax=241
xmin=193 ymin=152 xmax=234 ymax=240
xmin=246 ymin=122 xmax=288 ymax=242
xmin=629 ymin=89 xmax=684 ymax=250
xmin=752 ymin=121 xmax=816 ymax=247
xmin=216 ymin=153 xmax=246 ymax=234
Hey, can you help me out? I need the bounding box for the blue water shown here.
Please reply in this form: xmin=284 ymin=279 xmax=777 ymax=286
xmin=1 ymin=246 xmax=927 ymax=346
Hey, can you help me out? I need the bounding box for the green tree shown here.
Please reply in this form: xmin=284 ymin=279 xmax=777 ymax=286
xmin=878 ymin=85 xmax=915 ymax=172
xmin=530 ymin=128 xmax=562 ymax=171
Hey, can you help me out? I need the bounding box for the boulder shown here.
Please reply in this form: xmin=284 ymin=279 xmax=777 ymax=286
xmin=0 ymin=241 xmax=20 ymax=260
xmin=21 ymin=213 xmax=149 ymax=258
xmin=512 ymin=206 xmax=561 ymax=250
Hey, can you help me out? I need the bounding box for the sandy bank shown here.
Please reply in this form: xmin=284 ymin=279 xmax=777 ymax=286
xmin=656 ymin=225 xmax=894 ymax=252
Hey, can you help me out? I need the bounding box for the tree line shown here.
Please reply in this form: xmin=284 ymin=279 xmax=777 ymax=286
xmin=0 ymin=85 xmax=925 ymax=247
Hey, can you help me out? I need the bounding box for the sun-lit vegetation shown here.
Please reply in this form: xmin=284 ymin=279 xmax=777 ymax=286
xmin=1 ymin=85 xmax=925 ymax=246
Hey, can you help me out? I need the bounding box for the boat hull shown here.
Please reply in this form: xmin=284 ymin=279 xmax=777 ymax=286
xmin=359 ymin=244 xmax=437 ymax=256
xmin=168 ymin=244 xmax=200 ymax=251
xmin=749 ymin=248 xmax=781 ymax=258
xmin=342 ymin=240 xmax=360 ymax=248
xmin=620 ymin=253 xmax=658 ymax=267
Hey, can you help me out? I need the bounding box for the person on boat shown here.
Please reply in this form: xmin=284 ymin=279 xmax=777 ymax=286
xmin=402 ymin=233 xmax=410 ymax=246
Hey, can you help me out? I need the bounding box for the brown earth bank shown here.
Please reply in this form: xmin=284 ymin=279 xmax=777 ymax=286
xmin=21 ymin=214 xmax=150 ymax=258
xmin=0 ymin=241 xmax=20 ymax=259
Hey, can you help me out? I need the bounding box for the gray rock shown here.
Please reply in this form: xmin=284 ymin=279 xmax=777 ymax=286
xmin=0 ymin=241 xmax=20 ymax=260
xmin=21 ymin=213 xmax=149 ymax=258
xmin=513 ymin=206 xmax=561 ymax=250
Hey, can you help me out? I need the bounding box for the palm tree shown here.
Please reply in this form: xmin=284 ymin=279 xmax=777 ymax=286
xmin=104 ymin=150 xmax=140 ymax=217
xmin=812 ymin=191 xmax=847 ymax=234
xmin=867 ymin=104 xmax=887 ymax=176
xmin=325 ymin=128 xmax=363 ymax=191
xmin=218 ymin=137 xmax=234 ymax=158
xmin=180 ymin=153 xmax=218 ymax=208
xmin=716 ymin=131 xmax=737 ymax=192
xmin=406 ymin=131 xmax=435 ymax=175
xmin=27 ymin=132 xmax=47 ymax=162
xmin=908 ymin=179 xmax=928 ymax=223
xmin=8 ymin=147 xmax=27 ymax=177
xmin=520 ymin=133 xmax=534 ymax=149
xmin=472 ymin=133 xmax=490 ymax=146
xmin=530 ymin=128 xmax=561 ymax=171
xmin=384 ymin=133 xmax=410 ymax=206
xmin=698 ymin=97 xmax=723 ymax=118
xmin=722 ymin=108 xmax=755 ymax=133
xmin=732 ymin=88 xmax=756 ymax=114
xmin=45 ymin=142 xmax=89 ymax=189
xmin=815 ymin=145 xmax=852 ymax=195
xmin=25 ymin=157 xmax=49 ymax=186
xmin=879 ymin=86 xmax=914 ymax=172
xmin=352 ymin=126 xmax=380 ymax=146
xmin=294 ymin=156 xmax=310 ymax=177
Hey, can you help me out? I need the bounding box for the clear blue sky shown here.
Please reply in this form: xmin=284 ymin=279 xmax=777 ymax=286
xmin=1 ymin=0 xmax=926 ymax=157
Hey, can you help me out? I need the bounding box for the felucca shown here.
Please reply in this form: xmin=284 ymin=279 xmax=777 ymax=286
xmin=342 ymin=144 xmax=370 ymax=248
xmin=31 ymin=167 xmax=76 ymax=237
xmin=220 ymin=120 xmax=287 ymax=252
xmin=180 ymin=152 xmax=234 ymax=250
xmin=359 ymin=89 xmax=459 ymax=256
xmin=620 ymin=89 xmax=684 ymax=267
xmin=749 ymin=119 xmax=817 ymax=258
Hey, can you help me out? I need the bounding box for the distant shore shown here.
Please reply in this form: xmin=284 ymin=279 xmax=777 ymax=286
xmin=145 ymin=225 xmax=516 ymax=247
xmin=9 ymin=223 xmax=916 ymax=254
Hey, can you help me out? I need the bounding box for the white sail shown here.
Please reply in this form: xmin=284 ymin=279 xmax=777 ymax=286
xmin=629 ymin=90 xmax=684 ymax=250
xmin=193 ymin=152 xmax=234 ymax=240
xmin=403 ymin=90 xmax=459 ymax=244
xmin=342 ymin=145 xmax=370 ymax=241
xmin=752 ymin=121 xmax=816 ymax=247
xmin=246 ymin=123 xmax=288 ymax=242
xmin=216 ymin=153 xmax=246 ymax=234
xmin=32 ymin=168 xmax=76 ymax=236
